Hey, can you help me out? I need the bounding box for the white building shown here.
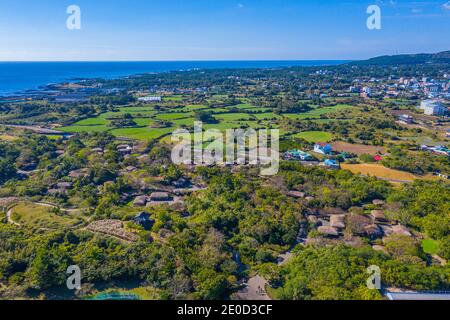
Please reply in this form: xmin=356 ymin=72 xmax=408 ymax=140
xmin=138 ymin=96 xmax=162 ymax=102
xmin=419 ymin=100 xmax=447 ymax=116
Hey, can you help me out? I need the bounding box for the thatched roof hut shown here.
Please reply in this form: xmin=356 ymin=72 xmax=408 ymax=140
xmin=56 ymin=182 xmax=73 ymax=190
xmin=318 ymin=226 xmax=339 ymax=237
xmin=371 ymin=210 xmax=389 ymax=224
xmin=330 ymin=214 xmax=346 ymax=229
xmin=149 ymin=192 xmax=171 ymax=202
xmin=372 ymin=245 xmax=388 ymax=254
xmin=372 ymin=199 xmax=386 ymax=206
xmin=364 ymin=224 xmax=383 ymax=239
xmin=133 ymin=195 xmax=147 ymax=207
xmin=307 ymin=215 xmax=319 ymax=225
xmin=391 ymin=225 xmax=412 ymax=236
xmin=287 ymin=191 xmax=305 ymax=199
xmin=347 ymin=214 xmax=372 ymax=235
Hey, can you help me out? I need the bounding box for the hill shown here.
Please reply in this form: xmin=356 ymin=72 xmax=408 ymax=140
xmin=350 ymin=50 xmax=450 ymax=66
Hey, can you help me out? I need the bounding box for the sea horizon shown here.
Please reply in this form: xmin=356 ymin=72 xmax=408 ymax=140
xmin=0 ymin=60 xmax=350 ymax=97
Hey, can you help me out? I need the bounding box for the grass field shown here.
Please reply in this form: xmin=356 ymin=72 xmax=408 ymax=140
xmin=60 ymin=102 xmax=357 ymax=141
xmin=284 ymin=104 xmax=355 ymax=120
xmin=0 ymin=134 xmax=19 ymax=141
xmin=61 ymin=125 xmax=110 ymax=133
xmin=292 ymin=131 xmax=333 ymax=142
xmin=155 ymin=112 xmax=193 ymax=120
xmin=422 ymin=239 xmax=440 ymax=255
xmin=110 ymin=127 xmax=173 ymax=140
xmin=10 ymin=202 xmax=85 ymax=230
xmin=253 ymin=112 xmax=281 ymax=120
xmin=163 ymin=95 xmax=184 ymax=101
xmin=214 ymin=113 xmax=254 ymax=121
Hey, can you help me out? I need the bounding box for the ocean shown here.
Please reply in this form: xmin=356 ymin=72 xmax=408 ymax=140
xmin=0 ymin=60 xmax=347 ymax=96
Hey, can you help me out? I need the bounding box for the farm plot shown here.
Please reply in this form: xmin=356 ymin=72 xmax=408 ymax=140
xmin=341 ymin=163 xmax=420 ymax=183
xmin=331 ymin=141 xmax=386 ymax=155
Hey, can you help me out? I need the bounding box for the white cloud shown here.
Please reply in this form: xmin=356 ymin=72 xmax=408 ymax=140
xmin=443 ymin=1 xmax=450 ymax=10
xmin=237 ymin=3 xmax=244 ymax=8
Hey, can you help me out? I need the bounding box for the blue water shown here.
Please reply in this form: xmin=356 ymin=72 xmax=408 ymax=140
xmin=0 ymin=61 xmax=347 ymax=97
xmin=86 ymin=291 xmax=141 ymax=300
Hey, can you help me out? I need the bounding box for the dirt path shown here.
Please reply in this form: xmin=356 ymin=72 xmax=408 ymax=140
xmin=6 ymin=208 xmax=20 ymax=226
xmin=235 ymin=275 xmax=271 ymax=300
xmin=2 ymin=124 xmax=63 ymax=135
xmin=432 ymin=255 xmax=447 ymax=266
xmin=34 ymin=202 xmax=84 ymax=213
xmin=5 ymin=201 xmax=88 ymax=227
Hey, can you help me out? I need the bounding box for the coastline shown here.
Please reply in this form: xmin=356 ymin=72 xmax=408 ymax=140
xmin=0 ymin=60 xmax=348 ymax=98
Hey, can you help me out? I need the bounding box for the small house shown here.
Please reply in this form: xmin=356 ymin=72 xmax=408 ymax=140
xmin=330 ymin=215 xmax=346 ymax=229
xmin=149 ymin=192 xmax=172 ymax=202
xmin=398 ymin=114 xmax=413 ymax=124
xmin=172 ymin=177 xmax=190 ymax=188
xmin=372 ymin=199 xmax=385 ymax=206
xmin=323 ymin=159 xmax=339 ymax=169
xmin=125 ymin=166 xmax=137 ymax=172
xmin=391 ymin=225 xmax=412 ymax=237
xmin=69 ymin=169 xmax=88 ymax=179
xmin=373 ymin=155 xmax=382 ymax=162
xmin=317 ymin=226 xmax=339 ymax=237
xmin=173 ymin=189 xmax=193 ymax=196
xmin=371 ymin=210 xmax=389 ymax=224
xmin=364 ymin=224 xmax=383 ymax=239
xmin=314 ymin=143 xmax=332 ymax=155
xmin=91 ymin=147 xmax=104 ymax=153
xmin=287 ymin=191 xmax=305 ymax=199
xmin=133 ymin=195 xmax=148 ymax=207
xmin=118 ymin=147 xmax=132 ymax=155
xmin=284 ymin=149 xmax=314 ymax=161
xmin=47 ymin=188 xmax=67 ymax=196
xmin=347 ymin=214 xmax=372 ymax=236
xmin=56 ymin=182 xmax=73 ymax=190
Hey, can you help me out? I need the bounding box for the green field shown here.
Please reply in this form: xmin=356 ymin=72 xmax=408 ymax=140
xmin=253 ymin=112 xmax=281 ymax=120
xmin=292 ymin=131 xmax=333 ymax=142
xmin=74 ymin=118 xmax=108 ymax=126
xmin=163 ymin=95 xmax=184 ymax=101
xmin=155 ymin=112 xmax=193 ymax=120
xmin=10 ymin=202 xmax=85 ymax=230
xmin=284 ymin=104 xmax=355 ymax=120
xmin=214 ymin=113 xmax=254 ymax=121
xmin=60 ymin=102 xmax=356 ymax=141
xmin=61 ymin=125 xmax=110 ymax=133
xmin=422 ymin=239 xmax=440 ymax=255
xmin=110 ymin=127 xmax=174 ymax=140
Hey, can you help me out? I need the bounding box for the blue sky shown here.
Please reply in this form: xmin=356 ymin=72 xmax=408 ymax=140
xmin=0 ymin=0 xmax=449 ymax=61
